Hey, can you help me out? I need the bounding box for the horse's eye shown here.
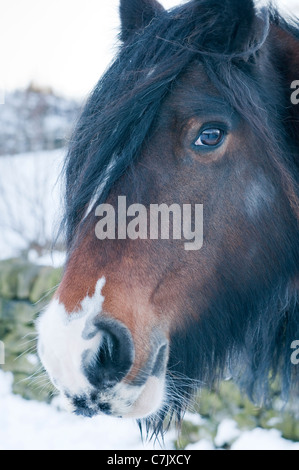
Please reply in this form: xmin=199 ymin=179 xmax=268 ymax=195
xmin=194 ymin=128 xmax=225 ymax=147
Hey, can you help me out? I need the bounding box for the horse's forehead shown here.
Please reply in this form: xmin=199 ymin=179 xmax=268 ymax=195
xmin=175 ymin=62 xmax=218 ymax=95
xmin=169 ymin=62 xmax=227 ymax=114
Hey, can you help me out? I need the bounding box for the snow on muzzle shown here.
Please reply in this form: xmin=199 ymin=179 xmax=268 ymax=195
xmin=37 ymin=278 xmax=169 ymax=418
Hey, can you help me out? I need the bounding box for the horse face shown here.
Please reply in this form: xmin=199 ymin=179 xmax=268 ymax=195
xmin=38 ymin=0 xmax=299 ymax=425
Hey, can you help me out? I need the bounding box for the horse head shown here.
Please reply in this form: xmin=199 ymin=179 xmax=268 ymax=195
xmin=38 ymin=0 xmax=299 ymax=434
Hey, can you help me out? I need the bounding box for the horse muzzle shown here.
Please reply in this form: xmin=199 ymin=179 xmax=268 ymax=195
xmin=37 ymin=278 xmax=169 ymax=419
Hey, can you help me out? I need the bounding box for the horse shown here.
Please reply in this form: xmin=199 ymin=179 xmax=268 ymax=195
xmin=37 ymin=0 xmax=299 ymax=437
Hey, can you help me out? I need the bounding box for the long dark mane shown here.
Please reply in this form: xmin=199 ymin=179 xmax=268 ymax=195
xmin=62 ymin=0 xmax=299 ymax=436
xmin=64 ymin=2 xmax=298 ymax=245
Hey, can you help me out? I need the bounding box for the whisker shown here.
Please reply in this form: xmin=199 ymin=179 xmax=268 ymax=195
xmin=14 ymin=346 xmax=37 ymax=361
xmin=32 ymin=284 xmax=60 ymax=307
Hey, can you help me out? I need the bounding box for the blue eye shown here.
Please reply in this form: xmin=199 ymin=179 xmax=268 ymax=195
xmin=194 ymin=128 xmax=225 ymax=147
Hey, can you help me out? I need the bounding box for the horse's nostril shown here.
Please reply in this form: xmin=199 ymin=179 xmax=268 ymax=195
xmin=96 ymin=331 xmax=123 ymax=386
xmin=98 ymin=331 xmax=117 ymax=368
xmin=83 ymin=318 xmax=134 ymax=389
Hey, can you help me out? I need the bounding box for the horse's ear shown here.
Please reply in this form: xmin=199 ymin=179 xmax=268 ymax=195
xmin=119 ymin=0 xmax=164 ymax=42
xmin=193 ymin=0 xmax=265 ymax=55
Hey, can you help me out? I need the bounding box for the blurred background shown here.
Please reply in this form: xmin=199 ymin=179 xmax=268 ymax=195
xmin=0 ymin=0 xmax=298 ymax=451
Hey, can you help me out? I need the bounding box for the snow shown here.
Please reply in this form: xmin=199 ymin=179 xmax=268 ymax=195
xmin=0 ymin=149 xmax=66 ymax=266
xmin=0 ymin=371 xmax=174 ymax=451
xmin=231 ymin=429 xmax=299 ymax=451
xmin=27 ymin=249 xmax=66 ymax=269
xmin=185 ymin=440 xmax=215 ymax=451
xmin=1 ymin=369 xmax=299 ymax=450
xmin=214 ymin=419 xmax=241 ymax=448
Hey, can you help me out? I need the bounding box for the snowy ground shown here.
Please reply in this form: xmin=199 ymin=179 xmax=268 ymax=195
xmin=0 ymin=150 xmax=299 ymax=450
xmin=0 ymin=371 xmax=175 ymax=451
xmin=1 ymin=370 xmax=299 ymax=451
xmin=0 ymin=149 xmax=66 ymax=266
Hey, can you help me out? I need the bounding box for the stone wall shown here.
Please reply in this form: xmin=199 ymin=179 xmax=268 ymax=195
xmin=175 ymin=382 xmax=299 ymax=448
xmin=0 ymin=258 xmax=62 ymax=401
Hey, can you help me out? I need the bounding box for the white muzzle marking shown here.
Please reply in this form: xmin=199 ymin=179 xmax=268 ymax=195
xmin=37 ymin=278 xmax=106 ymax=395
xmin=37 ymin=277 xmax=166 ymax=418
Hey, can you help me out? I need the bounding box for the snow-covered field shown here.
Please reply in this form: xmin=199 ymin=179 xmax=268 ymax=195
xmin=0 ymin=371 xmax=174 ymax=451
xmin=1 ymin=370 xmax=299 ymax=451
xmin=0 ymin=149 xmax=66 ymax=265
